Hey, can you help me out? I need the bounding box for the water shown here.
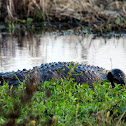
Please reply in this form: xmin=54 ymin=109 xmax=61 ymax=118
xmin=0 ymin=30 xmax=126 ymax=73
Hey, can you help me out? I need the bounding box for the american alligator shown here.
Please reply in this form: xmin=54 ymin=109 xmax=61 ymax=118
xmin=0 ymin=62 xmax=125 ymax=88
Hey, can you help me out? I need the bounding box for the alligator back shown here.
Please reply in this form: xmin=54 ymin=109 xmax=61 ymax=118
xmin=0 ymin=62 xmax=109 ymax=88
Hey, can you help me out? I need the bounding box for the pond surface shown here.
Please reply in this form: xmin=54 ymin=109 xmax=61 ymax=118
xmin=0 ymin=30 xmax=126 ymax=73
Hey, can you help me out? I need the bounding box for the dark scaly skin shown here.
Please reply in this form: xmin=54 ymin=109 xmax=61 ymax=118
xmin=0 ymin=62 xmax=125 ymax=88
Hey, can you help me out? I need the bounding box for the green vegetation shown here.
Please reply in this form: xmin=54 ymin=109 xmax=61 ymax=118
xmin=0 ymin=73 xmax=126 ymax=125
xmin=0 ymin=0 xmax=126 ymax=33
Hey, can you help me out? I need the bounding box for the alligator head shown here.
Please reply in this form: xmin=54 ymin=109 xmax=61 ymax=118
xmin=107 ymin=69 xmax=126 ymax=88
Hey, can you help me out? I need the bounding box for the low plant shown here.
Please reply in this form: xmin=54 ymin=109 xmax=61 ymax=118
xmin=0 ymin=65 xmax=126 ymax=125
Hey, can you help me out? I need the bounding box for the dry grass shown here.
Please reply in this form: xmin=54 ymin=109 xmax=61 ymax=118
xmin=1 ymin=0 xmax=126 ymax=32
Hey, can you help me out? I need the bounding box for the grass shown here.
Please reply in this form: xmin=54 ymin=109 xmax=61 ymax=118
xmin=0 ymin=75 xmax=126 ymax=125
xmin=0 ymin=0 xmax=126 ymax=33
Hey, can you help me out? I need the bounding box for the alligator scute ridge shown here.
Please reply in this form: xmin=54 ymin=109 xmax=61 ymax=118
xmin=0 ymin=62 xmax=125 ymax=88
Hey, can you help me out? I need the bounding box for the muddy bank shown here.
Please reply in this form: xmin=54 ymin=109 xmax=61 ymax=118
xmin=0 ymin=0 xmax=126 ymax=33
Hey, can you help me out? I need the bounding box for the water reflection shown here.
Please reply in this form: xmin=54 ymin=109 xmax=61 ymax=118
xmin=0 ymin=30 xmax=126 ymax=73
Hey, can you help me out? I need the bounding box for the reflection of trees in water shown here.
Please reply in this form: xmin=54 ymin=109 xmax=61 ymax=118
xmin=79 ymin=35 xmax=126 ymax=51
xmin=0 ymin=31 xmax=126 ymax=60
xmin=0 ymin=30 xmax=41 ymax=57
xmin=65 ymin=35 xmax=126 ymax=66
xmin=0 ymin=30 xmax=44 ymax=72
xmin=0 ymin=30 xmax=126 ymax=72
xmin=16 ymin=30 xmax=41 ymax=57
xmin=76 ymin=35 xmax=88 ymax=60
xmin=70 ymin=34 xmax=107 ymax=62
